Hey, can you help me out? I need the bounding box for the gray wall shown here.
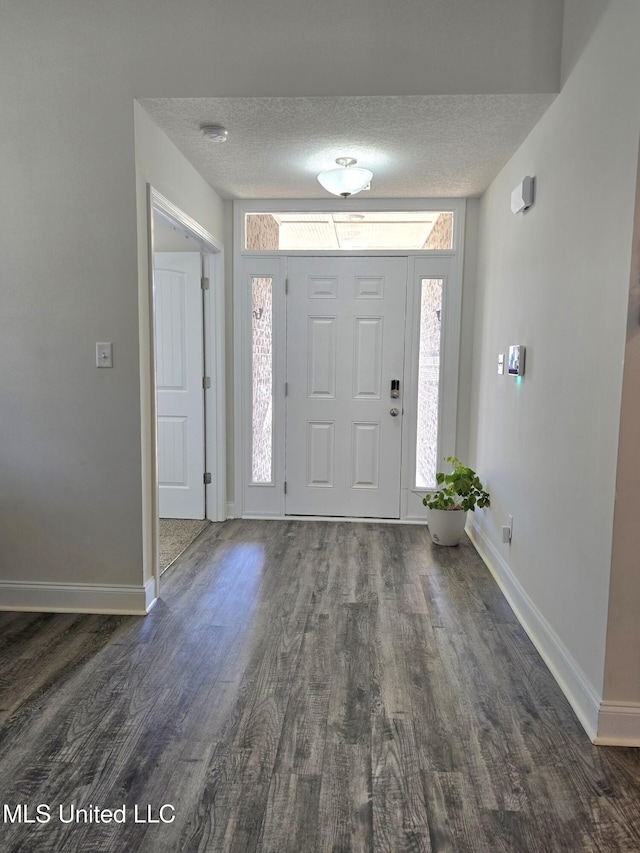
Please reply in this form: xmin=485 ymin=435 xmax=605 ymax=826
xmin=469 ymin=0 xmax=640 ymax=730
xmin=0 ymin=0 xmax=563 ymax=596
xmin=604 ymin=140 xmax=640 ymax=706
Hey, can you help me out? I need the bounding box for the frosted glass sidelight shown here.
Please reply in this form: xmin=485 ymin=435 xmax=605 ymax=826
xmin=251 ymin=277 xmax=273 ymax=483
xmin=415 ymin=278 xmax=443 ymax=489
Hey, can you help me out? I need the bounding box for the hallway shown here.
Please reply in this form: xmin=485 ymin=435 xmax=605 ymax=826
xmin=1 ymin=520 xmax=639 ymax=852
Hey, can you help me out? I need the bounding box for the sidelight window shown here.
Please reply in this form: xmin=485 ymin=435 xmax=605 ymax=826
xmin=251 ymin=276 xmax=273 ymax=483
xmin=415 ymin=278 xmax=444 ymax=489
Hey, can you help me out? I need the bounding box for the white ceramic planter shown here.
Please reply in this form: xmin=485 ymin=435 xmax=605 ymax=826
xmin=426 ymin=508 xmax=467 ymax=546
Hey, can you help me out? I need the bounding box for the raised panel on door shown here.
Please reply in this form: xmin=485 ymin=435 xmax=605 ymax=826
xmin=353 ymin=317 xmax=383 ymax=399
xmin=285 ymin=256 xmax=406 ymax=518
xmin=154 ymin=252 xmax=205 ymax=519
xmin=307 ymin=316 xmax=337 ymax=398
xmin=155 ymin=273 xmax=187 ymax=390
xmin=158 ymin=417 xmax=188 ymax=486
xmin=306 ymin=421 xmax=335 ymax=487
xmin=351 ymin=422 xmax=380 ymax=489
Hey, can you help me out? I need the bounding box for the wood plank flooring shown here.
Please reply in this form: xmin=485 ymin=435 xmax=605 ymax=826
xmin=1 ymin=520 xmax=640 ymax=852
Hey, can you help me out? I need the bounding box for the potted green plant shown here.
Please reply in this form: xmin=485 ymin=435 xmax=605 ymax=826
xmin=422 ymin=456 xmax=490 ymax=546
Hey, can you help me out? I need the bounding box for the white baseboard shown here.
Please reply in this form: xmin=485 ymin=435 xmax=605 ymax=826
xmin=0 ymin=577 xmax=157 ymax=616
xmin=467 ymin=519 xmax=601 ymax=743
xmin=226 ymin=501 xmax=235 ymax=519
xmin=595 ymin=702 xmax=640 ymax=746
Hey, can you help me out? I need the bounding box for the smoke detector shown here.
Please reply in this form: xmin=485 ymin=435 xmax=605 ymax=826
xmin=200 ymin=124 xmax=229 ymax=143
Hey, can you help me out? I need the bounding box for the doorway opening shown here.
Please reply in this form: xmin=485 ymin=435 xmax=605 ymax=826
xmin=148 ymin=188 xmax=225 ymax=590
xmin=234 ymin=198 xmax=466 ymax=522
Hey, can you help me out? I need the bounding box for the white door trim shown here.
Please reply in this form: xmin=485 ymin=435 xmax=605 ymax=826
xmin=146 ymin=186 xmax=226 ymax=597
xmin=233 ymin=198 xmax=466 ymax=521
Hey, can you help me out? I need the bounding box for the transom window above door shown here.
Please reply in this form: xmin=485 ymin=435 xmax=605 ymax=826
xmin=245 ymin=211 xmax=454 ymax=251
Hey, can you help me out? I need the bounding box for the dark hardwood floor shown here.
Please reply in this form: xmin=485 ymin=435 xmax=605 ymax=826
xmin=1 ymin=520 xmax=640 ymax=852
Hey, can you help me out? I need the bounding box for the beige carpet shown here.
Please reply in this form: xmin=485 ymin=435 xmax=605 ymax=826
xmin=159 ymin=518 xmax=209 ymax=572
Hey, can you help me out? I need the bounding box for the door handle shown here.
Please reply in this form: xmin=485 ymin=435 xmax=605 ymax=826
xmin=390 ymin=408 xmax=399 ymax=417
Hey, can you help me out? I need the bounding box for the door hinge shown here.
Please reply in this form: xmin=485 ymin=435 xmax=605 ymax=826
xmin=203 ymin=376 xmax=211 ymax=389
xmin=284 ymin=481 xmax=287 ymax=494
xmin=285 ymin=382 xmax=288 ymax=397
xmin=285 ymin=278 xmax=289 ymax=295
xmin=201 ymin=276 xmax=210 ymax=291
xmin=204 ymin=472 xmax=212 ymax=485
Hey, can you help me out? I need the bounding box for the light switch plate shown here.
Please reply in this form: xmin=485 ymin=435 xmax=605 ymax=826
xmin=96 ymin=342 xmax=113 ymax=368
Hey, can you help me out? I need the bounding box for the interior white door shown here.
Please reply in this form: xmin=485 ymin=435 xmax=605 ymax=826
xmin=154 ymin=252 xmax=205 ymax=519
xmin=285 ymin=256 xmax=407 ymax=518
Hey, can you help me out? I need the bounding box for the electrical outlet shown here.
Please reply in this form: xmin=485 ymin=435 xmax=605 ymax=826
xmin=502 ymin=515 xmax=513 ymax=544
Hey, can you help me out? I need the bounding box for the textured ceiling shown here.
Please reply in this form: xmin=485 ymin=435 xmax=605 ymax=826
xmin=139 ymin=95 xmax=556 ymax=200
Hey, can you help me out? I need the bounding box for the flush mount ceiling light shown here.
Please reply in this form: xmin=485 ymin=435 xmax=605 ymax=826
xmin=317 ymin=157 xmax=373 ymax=198
xmin=200 ymin=123 xmax=229 ymax=142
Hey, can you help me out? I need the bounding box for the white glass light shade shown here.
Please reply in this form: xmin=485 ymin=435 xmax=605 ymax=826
xmin=317 ymin=166 xmax=373 ymax=197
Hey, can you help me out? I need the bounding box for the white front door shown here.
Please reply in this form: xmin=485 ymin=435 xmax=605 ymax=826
xmin=154 ymin=252 xmax=205 ymax=519
xmin=285 ymin=257 xmax=407 ymax=518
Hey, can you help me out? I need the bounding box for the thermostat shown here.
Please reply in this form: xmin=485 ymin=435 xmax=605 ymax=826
xmin=508 ymin=345 xmax=525 ymax=376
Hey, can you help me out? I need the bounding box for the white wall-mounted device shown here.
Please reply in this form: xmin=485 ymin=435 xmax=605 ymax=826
xmin=498 ymin=353 xmax=505 ymax=375
xmin=511 ymin=176 xmax=535 ymax=214
xmin=508 ymin=345 xmax=525 ymax=376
